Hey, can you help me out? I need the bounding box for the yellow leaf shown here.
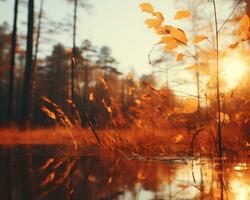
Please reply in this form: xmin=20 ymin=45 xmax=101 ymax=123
xmin=153 ymin=12 xmax=164 ymax=22
xmin=139 ymin=2 xmax=154 ymax=13
xmin=183 ymin=98 xmax=197 ymax=114
xmin=193 ymin=35 xmax=207 ymax=43
xmin=145 ymin=12 xmax=164 ymax=29
xmin=240 ymin=14 xmax=250 ymax=36
xmin=160 ymin=35 xmax=175 ymax=43
xmin=168 ymin=26 xmax=187 ymax=45
xmin=145 ymin=18 xmax=162 ymax=29
xmin=176 ymin=53 xmax=184 ymax=61
xmin=174 ymin=10 xmax=191 ymax=20
xmin=164 ymin=38 xmax=178 ymax=51
xmin=156 ymin=26 xmax=171 ymax=35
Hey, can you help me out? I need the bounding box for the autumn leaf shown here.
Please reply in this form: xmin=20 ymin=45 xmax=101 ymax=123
xmin=167 ymin=26 xmax=188 ymax=45
xmin=193 ymin=35 xmax=207 ymax=44
xmin=228 ymin=41 xmax=240 ymax=49
xmin=139 ymin=2 xmax=154 ymax=13
xmin=40 ymin=105 xmax=56 ymax=120
xmin=145 ymin=12 xmax=164 ymax=29
xmin=156 ymin=26 xmax=171 ymax=35
xmin=176 ymin=53 xmax=184 ymax=61
xmin=164 ymin=39 xmax=178 ymax=51
xmin=153 ymin=12 xmax=164 ymax=22
xmin=240 ymin=14 xmax=250 ymax=36
xmin=174 ymin=10 xmax=191 ymax=20
xmin=183 ymin=98 xmax=197 ymax=114
xmin=102 ymin=99 xmax=112 ymax=114
xmin=41 ymin=172 xmax=55 ymax=187
xmin=145 ymin=18 xmax=162 ymax=29
xmin=160 ymin=35 xmax=174 ymax=43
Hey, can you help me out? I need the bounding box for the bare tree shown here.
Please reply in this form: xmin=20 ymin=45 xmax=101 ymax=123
xmin=29 ymin=0 xmax=44 ymax=123
xmin=7 ymin=0 xmax=19 ymax=123
xmin=20 ymin=0 xmax=34 ymax=127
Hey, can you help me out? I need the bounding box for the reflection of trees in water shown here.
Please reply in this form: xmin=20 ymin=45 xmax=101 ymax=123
xmin=0 ymin=153 xmax=249 ymax=200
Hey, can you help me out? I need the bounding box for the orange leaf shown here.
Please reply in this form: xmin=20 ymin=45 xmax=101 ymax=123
xmin=139 ymin=2 xmax=154 ymax=13
xmin=160 ymin=35 xmax=175 ymax=43
xmin=145 ymin=18 xmax=162 ymax=29
xmin=99 ymin=76 xmax=109 ymax=89
xmin=228 ymin=41 xmax=239 ymax=49
xmin=193 ymin=35 xmax=207 ymax=43
xmin=153 ymin=12 xmax=164 ymax=22
xmin=156 ymin=26 xmax=171 ymax=35
xmin=164 ymin=38 xmax=178 ymax=51
xmin=40 ymin=105 xmax=56 ymax=120
xmin=102 ymin=99 xmax=112 ymax=114
xmin=176 ymin=53 xmax=184 ymax=61
xmin=168 ymin=26 xmax=187 ymax=45
xmin=174 ymin=10 xmax=191 ymax=20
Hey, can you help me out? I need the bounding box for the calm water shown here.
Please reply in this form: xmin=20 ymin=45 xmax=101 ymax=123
xmin=0 ymin=146 xmax=249 ymax=200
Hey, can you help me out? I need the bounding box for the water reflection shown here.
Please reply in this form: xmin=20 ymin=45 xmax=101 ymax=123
xmin=0 ymin=149 xmax=249 ymax=200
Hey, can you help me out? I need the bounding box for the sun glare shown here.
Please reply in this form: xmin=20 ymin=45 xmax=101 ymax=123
xmin=221 ymin=52 xmax=248 ymax=90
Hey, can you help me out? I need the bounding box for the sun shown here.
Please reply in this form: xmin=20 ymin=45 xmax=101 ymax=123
xmin=221 ymin=52 xmax=248 ymax=90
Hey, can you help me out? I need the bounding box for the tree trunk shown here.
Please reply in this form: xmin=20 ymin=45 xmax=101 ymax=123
xmin=21 ymin=0 xmax=34 ymax=127
xmin=71 ymin=0 xmax=78 ymax=106
xmin=30 ymin=0 xmax=44 ymax=124
xmin=212 ymin=0 xmax=223 ymax=158
xmin=7 ymin=0 xmax=19 ymax=123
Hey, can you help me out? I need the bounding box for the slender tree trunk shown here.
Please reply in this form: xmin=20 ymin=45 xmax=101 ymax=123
xmin=21 ymin=0 xmax=34 ymax=127
xmin=29 ymin=0 xmax=44 ymax=124
xmin=71 ymin=0 xmax=78 ymax=106
xmin=7 ymin=0 xmax=19 ymax=123
xmin=212 ymin=0 xmax=223 ymax=158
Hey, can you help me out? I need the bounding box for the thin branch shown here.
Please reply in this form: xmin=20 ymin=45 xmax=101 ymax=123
xmin=218 ymin=0 xmax=242 ymax=33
